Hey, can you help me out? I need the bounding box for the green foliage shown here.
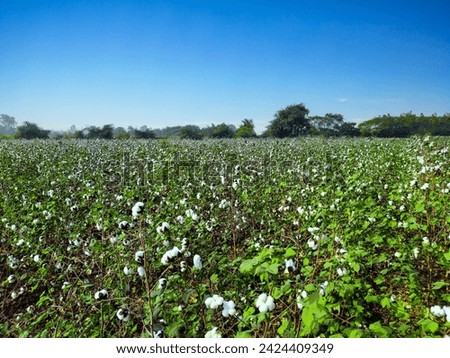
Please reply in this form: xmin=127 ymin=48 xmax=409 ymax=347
xmin=235 ymin=119 xmax=257 ymax=138
xmin=266 ymin=103 xmax=310 ymax=138
xmin=1 ymin=136 xmax=449 ymax=337
xmin=358 ymin=112 xmax=450 ymax=137
xmin=16 ymin=121 xmax=50 ymax=139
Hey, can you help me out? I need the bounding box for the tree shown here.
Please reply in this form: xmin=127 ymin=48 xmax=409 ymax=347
xmin=235 ymin=119 xmax=257 ymax=138
xmin=85 ymin=124 xmax=114 ymax=139
xmin=266 ymin=103 xmax=310 ymax=138
xmin=180 ymin=125 xmax=204 ymax=140
xmin=16 ymin=121 xmax=50 ymax=139
xmin=210 ymin=123 xmax=236 ymax=138
xmin=309 ymin=113 xmax=344 ymax=137
xmin=0 ymin=114 xmax=17 ymax=135
xmin=134 ymin=127 xmax=156 ymax=139
xmin=337 ymin=122 xmax=360 ymax=136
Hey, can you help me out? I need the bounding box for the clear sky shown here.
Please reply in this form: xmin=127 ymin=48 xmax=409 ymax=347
xmin=1 ymin=0 xmax=449 ymax=134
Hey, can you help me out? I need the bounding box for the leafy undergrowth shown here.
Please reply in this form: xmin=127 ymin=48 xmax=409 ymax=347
xmin=1 ymin=136 xmax=449 ymax=338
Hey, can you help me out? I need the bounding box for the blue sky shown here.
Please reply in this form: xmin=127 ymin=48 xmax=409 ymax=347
xmin=1 ymin=0 xmax=449 ymax=133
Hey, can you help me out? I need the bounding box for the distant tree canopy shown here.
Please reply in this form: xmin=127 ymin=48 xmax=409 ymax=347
xmin=180 ymin=125 xmax=203 ymax=140
xmin=235 ymin=119 xmax=257 ymax=138
xmin=310 ymin=113 xmax=360 ymax=137
xmin=4 ymin=107 xmax=450 ymax=141
xmin=358 ymin=112 xmax=450 ymax=137
xmin=210 ymin=123 xmax=236 ymax=138
xmin=0 ymin=114 xmax=18 ymax=135
xmin=16 ymin=121 xmax=50 ymax=139
xmin=266 ymin=103 xmax=310 ymax=138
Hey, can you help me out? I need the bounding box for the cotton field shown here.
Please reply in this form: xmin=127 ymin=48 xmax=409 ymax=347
xmin=0 ymin=137 xmax=449 ymax=337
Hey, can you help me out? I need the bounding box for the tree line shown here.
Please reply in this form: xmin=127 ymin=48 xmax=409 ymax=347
xmin=1 ymin=104 xmax=449 ymax=139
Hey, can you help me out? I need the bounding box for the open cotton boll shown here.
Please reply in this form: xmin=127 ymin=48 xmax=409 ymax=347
xmin=132 ymin=202 xmax=145 ymax=219
xmin=222 ymin=300 xmax=236 ymax=317
xmin=94 ymin=289 xmax=108 ymax=300
xmin=205 ymin=294 xmax=224 ymax=309
xmin=205 ymin=327 xmax=221 ymax=338
xmin=193 ymin=254 xmax=202 ymax=269
xmin=256 ymin=293 xmax=275 ymax=313
xmin=116 ymin=308 xmax=130 ymax=322
xmin=284 ymin=259 xmax=295 ymax=273
xmin=135 ymin=250 xmax=144 ymax=263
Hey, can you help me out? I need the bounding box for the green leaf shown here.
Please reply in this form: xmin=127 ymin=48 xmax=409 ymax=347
xmin=444 ymin=251 xmax=450 ymax=261
xmin=284 ymin=248 xmax=296 ymax=259
xmin=432 ymin=281 xmax=448 ymax=290
xmin=349 ymin=261 xmax=360 ymax=273
xmin=369 ymin=321 xmax=391 ymax=338
xmin=420 ymin=319 xmax=439 ymax=334
xmin=239 ymin=257 xmax=259 ymax=274
xmin=414 ymin=201 xmax=425 ymax=213
xmin=277 ymin=318 xmax=289 ymax=336
xmin=210 ymin=274 xmax=219 ymax=284
xmin=348 ymin=329 xmax=364 ymax=338
xmin=243 ymin=307 xmax=255 ymax=320
xmin=380 ymin=296 xmax=391 ymax=308
xmin=267 ymin=262 xmax=279 ymax=274
xmin=235 ymin=330 xmax=253 ymax=338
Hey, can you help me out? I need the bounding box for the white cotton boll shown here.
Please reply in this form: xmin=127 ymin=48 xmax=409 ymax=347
xmin=307 ymin=239 xmax=318 ymax=250
xmin=193 ymin=254 xmax=202 ymax=269
xmin=135 ymin=250 xmax=144 ymax=263
xmin=256 ymin=293 xmax=275 ymax=313
xmin=158 ymin=278 xmax=166 ymax=290
xmin=123 ymin=266 xmax=134 ymax=275
xmin=307 ymin=227 xmax=319 ymax=234
xmin=161 ymin=246 xmax=181 ymax=265
xmin=430 ymin=305 xmax=445 ymax=317
xmin=176 ymin=215 xmax=184 ymax=224
xmin=337 ymin=268 xmax=348 ymax=277
xmin=33 ymin=255 xmax=40 ymax=263
xmin=284 ymin=259 xmax=296 ymax=273
xmin=137 ymin=266 xmax=145 ymax=277
xmin=319 ymin=281 xmax=329 ymax=296
xmin=116 ymin=308 xmax=130 ymax=322
xmin=180 ymin=261 xmax=187 ymax=272
xmin=205 ymin=295 xmax=224 ymax=309
xmin=132 ymin=202 xmax=145 ymax=219
xmin=205 ymin=327 xmax=221 ymax=338
xmin=420 ymin=183 xmax=429 ymax=190
xmin=222 ymin=300 xmax=236 ymax=317
xmin=94 ymin=289 xmax=108 ymax=300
